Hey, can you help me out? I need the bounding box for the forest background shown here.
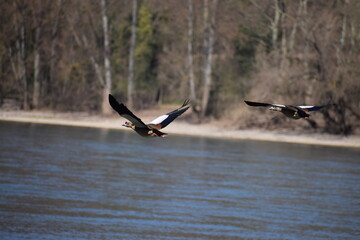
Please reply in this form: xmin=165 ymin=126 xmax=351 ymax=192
xmin=0 ymin=0 xmax=359 ymax=135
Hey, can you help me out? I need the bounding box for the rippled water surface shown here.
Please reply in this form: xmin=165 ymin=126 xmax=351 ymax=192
xmin=0 ymin=121 xmax=359 ymax=239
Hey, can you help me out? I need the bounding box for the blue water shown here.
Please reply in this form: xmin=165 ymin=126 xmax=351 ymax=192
xmin=0 ymin=121 xmax=359 ymax=239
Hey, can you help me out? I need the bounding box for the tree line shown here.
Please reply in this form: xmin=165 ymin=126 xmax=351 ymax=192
xmin=0 ymin=0 xmax=359 ymax=134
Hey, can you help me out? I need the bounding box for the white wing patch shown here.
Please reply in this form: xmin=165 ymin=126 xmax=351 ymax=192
xmin=149 ymin=115 xmax=168 ymax=124
xmin=271 ymin=104 xmax=286 ymax=108
xmin=298 ymin=105 xmax=315 ymax=109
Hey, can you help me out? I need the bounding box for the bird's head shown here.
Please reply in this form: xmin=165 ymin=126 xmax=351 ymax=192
xmin=122 ymin=122 xmax=135 ymax=129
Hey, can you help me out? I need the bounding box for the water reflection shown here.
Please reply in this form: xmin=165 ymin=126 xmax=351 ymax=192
xmin=0 ymin=121 xmax=359 ymax=240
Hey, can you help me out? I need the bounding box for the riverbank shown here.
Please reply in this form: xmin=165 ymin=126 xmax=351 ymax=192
xmin=1 ymin=110 xmax=359 ymax=148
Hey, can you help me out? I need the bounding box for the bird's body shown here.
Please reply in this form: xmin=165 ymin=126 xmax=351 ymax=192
xmin=271 ymin=105 xmax=310 ymax=119
xmin=244 ymin=100 xmax=333 ymax=119
xmin=109 ymin=94 xmax=190 ymax=137
xmin=122 ymin=122 xmax=166 ymax=137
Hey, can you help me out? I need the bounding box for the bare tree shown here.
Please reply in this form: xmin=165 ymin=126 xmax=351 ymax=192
xmin=279 ymin=0 xmax=287 ymax=73
xmin=101 ymin=0 xmax=112 ymax=115
xmin=32 ymin=1 xmax=43 ymax=109
xmin=49 ymin=0 xmax=64 ymax=96
xmin=187 ymin=0 xmax=196 ymax=103
xmin=12 ymin=1 xmax=28 ymax=110
xmin=200 ymin=0 xmax=218 ymax=119
xmin=0 ymin=0 xmax=359 ymax=133
xmin=127 ymin=0 xmax=138 ymax=109
xmin=271 ymin=0 xmax=281 ymax=50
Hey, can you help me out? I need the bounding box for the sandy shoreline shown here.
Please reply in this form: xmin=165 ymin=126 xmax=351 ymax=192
xmin=1 ymin=110 xmax=360 ymax=148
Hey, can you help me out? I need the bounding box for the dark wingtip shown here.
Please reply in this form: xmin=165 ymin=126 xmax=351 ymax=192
xmin=108 ymin=94 xmax=123 ymax=112
xmin=320 ymin=103 xmax=336 ymax=110
xmin=108 ymin=94 xmax=115 ymax=102
xmin=243 ymin=100 xmax=270 ymax=107
xmin=109 ymin=94 xmax=115 ymax=104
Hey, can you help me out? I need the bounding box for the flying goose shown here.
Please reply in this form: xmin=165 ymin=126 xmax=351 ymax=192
xmin=109 ymin=94 xmax=191 ymax=137
xmin=244 ymin=100 xmax=334 ymax=120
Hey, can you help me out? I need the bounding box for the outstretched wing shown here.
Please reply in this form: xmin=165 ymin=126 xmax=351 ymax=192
xmin=298 ymin=104 xmax=334 ymax=112
xmin=244 ymin=100 xmax=285 ymax=108
xmin=108 ymin=94 xmax=147 ymax=127
xmin=149 ymin=99 xmax=191 ymax=129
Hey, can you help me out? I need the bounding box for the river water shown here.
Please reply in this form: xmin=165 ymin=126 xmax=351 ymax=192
xmin=0 ymin=121 xmax=359 ymax=239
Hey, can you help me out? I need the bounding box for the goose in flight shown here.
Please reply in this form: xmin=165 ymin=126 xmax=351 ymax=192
xmin=244 ymin=100 xmax=334 ymax=120
xmin=109 ymin=94 xmax=191 ymax=137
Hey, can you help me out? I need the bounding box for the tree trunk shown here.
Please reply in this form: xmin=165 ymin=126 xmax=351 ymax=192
xmin=32 ymin=3 xmax=41 ymax=109
xmin=33 ymin=45 xmax=40 ymax=108
xmin=127 ymin=0 xmax=137 ymax=109
xmin=200 ymin=0 xmax=218 ymax=120
xmin=301 ymin=0 xmax=308 ymax=71
xmin=49 ymin=0 xmax=63 ymax=99
xmin=300 ymin=0 xmax=313 ymax=104
xmin=14 ymin=1 xmax=28 ymax=110
xmin=340 ymin=0 xmax=348 ymax=48
xmin=288 ymin=0 xmax=303 ymax=52
xmin=91 ymin=57 xmax=105 ymax=86
xmin=279 ymin=0 xmax=287 ymax=73
xmin=187 ymin=0 xmax=196 ymax=103
xmin=101 ymin=0 xmax=112 ymax=115
xmin=21 ymin=23 xmax=28 ymax=110
xmin=271 ymin=0 xmax=281 ymax=50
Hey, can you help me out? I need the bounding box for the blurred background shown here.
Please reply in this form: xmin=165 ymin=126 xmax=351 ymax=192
xmin=1 ymin=2 xmax=360 ymax=239
xmin=0 ymin=0 xmax=359 ymax=134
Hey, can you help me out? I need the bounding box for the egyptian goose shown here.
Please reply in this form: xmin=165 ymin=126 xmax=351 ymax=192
xmin=109 ymin=94 xmax=190 ymax=137
xmin=244 ymin=100 xmax=334 ymax=119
